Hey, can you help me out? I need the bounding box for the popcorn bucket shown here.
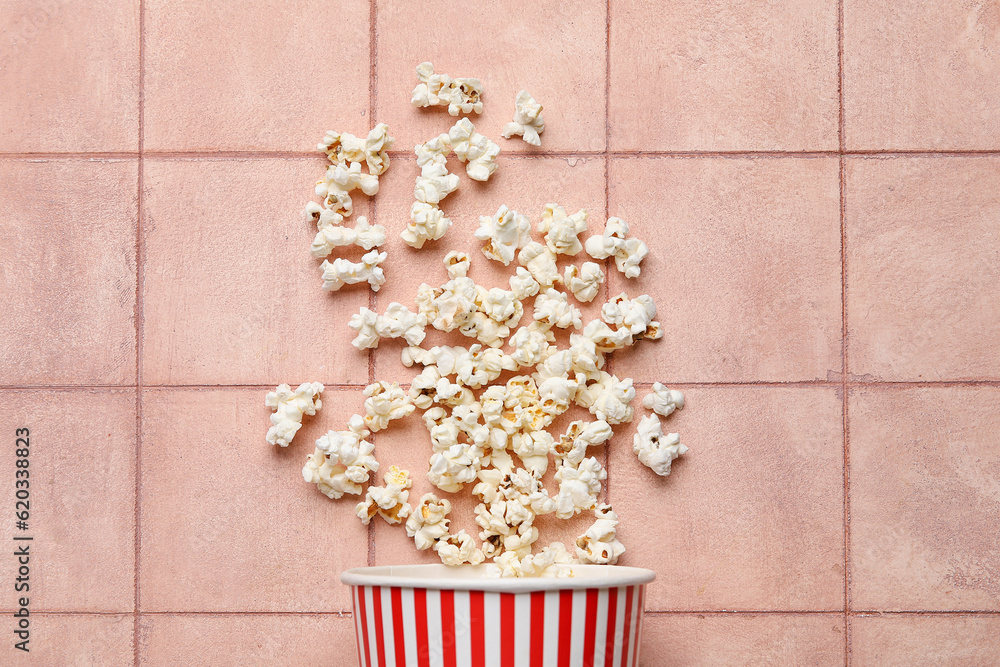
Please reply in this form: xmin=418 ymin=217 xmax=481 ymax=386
xmin=342 ymin=564 xmax=655 ymax=667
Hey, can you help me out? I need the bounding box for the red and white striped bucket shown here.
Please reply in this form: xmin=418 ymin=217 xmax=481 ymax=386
xmin=342 ymin=564 xmax=654 ymax=667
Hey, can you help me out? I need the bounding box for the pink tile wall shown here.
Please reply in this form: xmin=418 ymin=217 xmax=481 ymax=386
xmin=3 ymin=0 xmax=998 ymax=663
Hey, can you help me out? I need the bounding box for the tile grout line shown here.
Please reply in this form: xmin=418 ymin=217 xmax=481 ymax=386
xmin=367 ymin=0 xmax=378 ymax=572
xmin=603 ymin=0 xmax=612 ymax=509
xmin=838 ymin=0 xmax=850 ymax=662
xmin=5 ymin=379 xmax=1000 ymax=393
xmin=134 ymin=0 xmax=146 ymax=663
xmin=6 ymin=149 xmax=1000 ymax=161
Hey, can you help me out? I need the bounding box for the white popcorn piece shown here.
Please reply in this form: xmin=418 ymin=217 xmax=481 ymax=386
xmin=317 ymin=123 xmax=395 ymax=176
xmin=415 ymin=134 xmax=452 ymax=166
xmin=581 ymin=319 xmax=633 ymax=353
xmin=539 ymin=204 xmax=588 ymax=256
xmin=310 ymin=216 xmax=387 ymax=258
xmin=554 ymin=419 xmax=613 ymax=466
xmin=455 ymin=344 xmax=518 ymax=389
xmin=316 ymin=162 xmax=380 ymax=208
xmin=416 ymin=277 xmax=479 ymax=333
xmin=414 ymin=154 xmax=460 ymax=205
xmin=633 ymin=413 xmax=687 ymax=477
xmin=642 ymin=382 xmax=685 ymax=417
xmin=403 ymin=202 xmax=452 ymax=249
xmin=265 ymin=382 xmax=324 ymax=447
xmin=501 ymin=90 xmax=545 ymax=146
xmin=511 ymin=429 xmax=555 ymax=476
xmin=474 ymin=205 xmax=532 ymax=266
xmin=405 ymin=494 xmax=452 ymax=550
xmin=533 ymin=288 xmax=583 ymax=330
xmin=320 ymin=249 xmax=386 ymax=292
xmin=579 ymin=372 xmax=635 ymax=424
xmin=508 ymin=323 xmax=555 ymax=369
xmin=517 ymin=241 xmax=561 ymax=288
xmin=434 ymin=529 xmax=486 ymax=566
xmin=480 ymin=287 xmax=523 ymax=327
xmin=602 ymin=293 xmax=661 ymax=339
xmin=302 ymin=200 xmax=344 ymax=230
xmin=348 ymin=307 xmax=380 ymax=350
xmin=375 ymin=303 xmax=427 ymax=346
xmin=554 ymin=456 xmax=606 ymax=519
xmin=356 ymin=465 xmax=414 ymax=525
xmin=564 ymin=262 xmax=606 ymax=303
xmin=304 ymin=418 xmax=378 ymax=499
xmin=411 ymin=62 xmax=484 ymax=116
xmin=444 ymin=251 xmax=471 ymax=279
xmin=535 ymin=374 xmax=581 ymax=418
xmin=363 ymin=381 xmax=415 ymax=432
xmin=576 ymin=504 xmax=625 ymax=565
xmin=428 ymin=442 xmax=484 ymax=492
xmin=448 ymin=118 xmax=500 ymax=182
xmin=568 ymin=333 xmax=606 ymax=379
xmin=584 ymin=217 xmax=650 ymax=279
xmin=509 ymin=267 xmax=541 ymax=300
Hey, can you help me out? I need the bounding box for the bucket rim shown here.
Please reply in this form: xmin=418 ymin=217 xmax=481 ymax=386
xmin=341 ymin=563 xmax=655 ymax=592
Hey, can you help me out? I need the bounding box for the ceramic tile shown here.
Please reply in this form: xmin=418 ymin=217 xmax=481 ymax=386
xmin=0 ymin=0 xmax=139 ymax=152
xmin=0 ymin=390 xmax=135 ymax=612
xmin=846 ymin=157 xmax=1000 ymax=381
xmin=0 ymin=159 xmax=137 ymax=385
xmin=143 ymin=0 xmax=369 ymax=151
xmin=851 ymin=614 xmax=1000 ymax=666
xmin=376 ymin=0 xmax=607 ymax=152
xmin=850 ymin=387 xmax=1000 ymax=611
xmin=139 ymin=387 xmax=368 ymax=612
xmin=844 ymin=1 xmax=1000 ymax=150
xmin=27 ymin=614 xmax=133 ymax=664
xmin=640 ymin=614 xmax=845 ymax=666
xmin=142 ymin=158 xmax=371 ymax=386
xmin=609 ymin=0 xmax=838 ymax=151
xmin=611 ymin=387 xmax=845 ymax=611
xmin=139 ymin=614 xmax=358 ymax=666
xmin=608 ymin=157 xmax=842 ymax=383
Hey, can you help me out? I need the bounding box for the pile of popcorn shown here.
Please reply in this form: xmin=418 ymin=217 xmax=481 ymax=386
xmin=266 ymin=63 xmax=687 ymax=578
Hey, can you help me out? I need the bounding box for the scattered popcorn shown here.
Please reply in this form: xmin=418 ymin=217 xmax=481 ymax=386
xmin=310 ymin=216 xmax=387 ymax=258
xmin=405 ymin=494 xmax=452 ymax=550
xmin=448 ymin=118 xmax=500 ymax=182
xmin=320 ymin=249 xmax=386 ymax=292
xmin=474 ymin=205 xmax=532 ymax=265
xmin=265 ymin=382 xmax=324 ymax=447
xmin=285 ymin=71 xmax=691 ymax=575
xmin=403 ymin=202 xmax=452 ymax=249
xmin=363 ymin=381 xmax=415 ymax=432
xmin=633 ymin=413 xmax=687 ymax=477
xmin=584 ymin=217 xmax=650 ymax=279
xmin=411 ymin=62 xmax=484 ymax=116
xmin=501 ymin=90 xmax=545 ymax=146
xmin=564 ymin=262 xmax=605 ymax=303
xmin=642 ymin=382 xmax=685 ymax=417
xmin=539 ymin=204 xmax=588 ymax=256
xmin=576 ymin=504 xmax=625 ymax=564
xmin=356 ymin=465 xmax=413 ymax=525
